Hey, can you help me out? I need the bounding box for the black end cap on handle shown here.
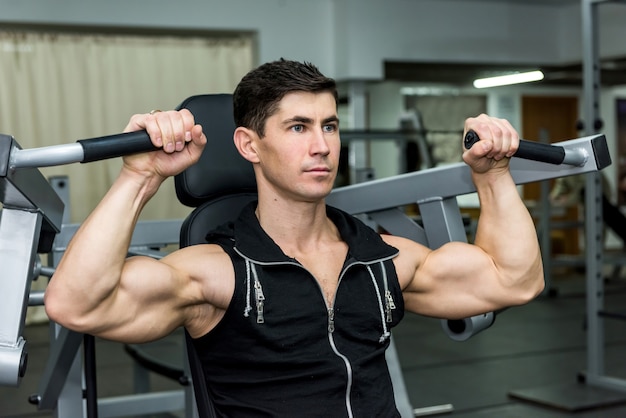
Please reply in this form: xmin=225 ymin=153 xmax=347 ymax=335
xmin=77 ymin=130 xmax=160 ymax=163
xmin=591 ymin=135 xmax=611 ymax=170
xmin=463 ymin=130 xmax=481 ymax=150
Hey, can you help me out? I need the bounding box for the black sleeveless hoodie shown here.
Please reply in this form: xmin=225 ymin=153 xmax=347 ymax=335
xmin=190 ymin=202 xmax=404 ymax=417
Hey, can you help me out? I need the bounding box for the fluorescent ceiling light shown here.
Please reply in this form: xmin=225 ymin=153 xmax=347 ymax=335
xmin=473 ymin=70 xmax=544 ymax=88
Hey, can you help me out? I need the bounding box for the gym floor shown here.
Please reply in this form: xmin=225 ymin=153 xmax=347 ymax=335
xmin=1 ymin=270 xmax=626 ymax=418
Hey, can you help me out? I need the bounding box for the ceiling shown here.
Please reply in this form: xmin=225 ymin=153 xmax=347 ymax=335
xmin=477 ymin=0 xmax=579 ymax=4
xmin=386 ymin=1 xmax=626 ymax=87
xmin=384 ymin=56 xmax=626 ymax=87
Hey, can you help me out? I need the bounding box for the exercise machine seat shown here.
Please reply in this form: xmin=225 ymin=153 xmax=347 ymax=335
xmin=174 ymin=94 xmax=257 ymax=417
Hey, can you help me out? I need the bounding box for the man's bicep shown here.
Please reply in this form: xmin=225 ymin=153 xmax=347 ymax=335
xmin=88 ymin=255 xmax=191 ymax=343
xmin=399 ymin=241 xmax=503 ymax=319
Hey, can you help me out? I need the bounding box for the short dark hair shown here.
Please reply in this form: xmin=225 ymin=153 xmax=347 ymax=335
xmin=233 ymin=59 xmax=338 ymax=137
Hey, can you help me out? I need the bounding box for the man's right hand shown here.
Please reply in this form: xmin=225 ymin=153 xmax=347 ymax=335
xmin=122 ymin=109 xmax=207 ymax=180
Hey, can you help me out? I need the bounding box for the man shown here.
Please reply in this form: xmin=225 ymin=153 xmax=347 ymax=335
xmin=45 ymin=59 xmax=544 ymax=417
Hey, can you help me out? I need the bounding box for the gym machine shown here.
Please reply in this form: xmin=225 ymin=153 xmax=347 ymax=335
xmin=328 ymin=131 xmax=610 ymax=341
xmin=0 ymin=132 xmax=195 ymax=417
xmin=0 ymin=126 xmax=611 ymax=416
xmin=508 ymin=0 xmax=626 ymax=412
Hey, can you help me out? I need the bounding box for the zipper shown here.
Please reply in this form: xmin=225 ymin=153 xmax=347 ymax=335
xmin=325 ymin=256 xmax=400 ymax=418
xmin=327 ymin=307 xmax=335 ymax=333
xmin=385 ymin=291 xmax=396 ymax=322
xmin=234 ymin=247 xmax=398 ymax=417
xmin=254 ymin=279 xmax=265 ymax=324
xmin=328 ymin=327 xmax=354 ymax=418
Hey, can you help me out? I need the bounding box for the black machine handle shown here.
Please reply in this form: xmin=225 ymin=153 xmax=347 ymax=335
xmin=464 ymin=130 xmax=567 ymax=165
xmin=9 ymin=130 xmax=163 ymax=169
xmin=78 ymin=130 xmax=159 ymax=163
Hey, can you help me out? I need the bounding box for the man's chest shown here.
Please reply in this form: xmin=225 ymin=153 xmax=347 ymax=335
xmin=293 ymin=242 xmax=348 ymax=307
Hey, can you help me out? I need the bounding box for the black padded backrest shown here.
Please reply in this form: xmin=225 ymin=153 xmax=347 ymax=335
xmin=184 ymin=329 xmax=215 ymax=418
xmin=180 ymin=193 xmax=257 ymax=247
xmin=174 ymin=94 xmax=258 ymax=418
xmin=174 ymin=94 xmax=256 ymax=208
xmin=181 ymin=194 xmax=258 ymax=418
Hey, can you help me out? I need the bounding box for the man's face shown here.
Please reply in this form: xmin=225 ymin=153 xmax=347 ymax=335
xmin=254 ymin=91 xmax=340 ymax=202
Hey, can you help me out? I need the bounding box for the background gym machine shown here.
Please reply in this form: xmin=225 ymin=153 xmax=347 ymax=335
xmin=508 ymin=0 xmax=626 ymax=412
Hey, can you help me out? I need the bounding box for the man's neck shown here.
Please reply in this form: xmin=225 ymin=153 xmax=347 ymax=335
xmin=255 ymin=197 xmax=340 ymax=255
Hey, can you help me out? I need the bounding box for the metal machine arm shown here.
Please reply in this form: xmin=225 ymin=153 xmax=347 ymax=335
xmin=0 ymin=130 xmax=156 ymax=387
xmin=327 ymin=133 xmax=611 ymax=340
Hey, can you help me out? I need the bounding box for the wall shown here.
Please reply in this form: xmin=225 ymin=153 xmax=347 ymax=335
xmin=0 ymin=0 xmax=337 ymax=75
xmin=1 ymin=0 xmax=624 ymax=189
xmin=2 ymin=0 xmax=626 ymax=81
xmin=334 ymin=0 xmax=563 ymax=79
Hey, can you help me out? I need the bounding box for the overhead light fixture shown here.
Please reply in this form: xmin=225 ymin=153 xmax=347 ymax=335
xmin=473 ymin=70 xmax=544 ymax=88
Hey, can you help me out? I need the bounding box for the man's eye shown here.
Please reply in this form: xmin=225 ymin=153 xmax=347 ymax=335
xmin=323 ymin=124 xmax=337 ymax=133
xmin=292 ymin=125 xmax=304 ymax=133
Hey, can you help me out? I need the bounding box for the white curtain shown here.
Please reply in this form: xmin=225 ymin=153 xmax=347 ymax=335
xmin=0 ymin=30 xmax=254 ymax=222
xmin=0 ymin=30 xmax=253 ymax=324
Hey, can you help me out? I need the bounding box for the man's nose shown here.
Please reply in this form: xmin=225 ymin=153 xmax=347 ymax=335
xmin=310 ymin=129 xmax=331 ymax=155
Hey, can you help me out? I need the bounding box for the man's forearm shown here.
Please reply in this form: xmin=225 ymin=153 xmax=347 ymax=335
xmin=473 ymin=171 xmax=543 ymax=294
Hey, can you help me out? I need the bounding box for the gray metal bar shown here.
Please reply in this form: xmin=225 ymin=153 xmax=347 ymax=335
xmin=368 ymin=208 xmax=428 ymax=246
xmin=48 ymin=176 xmax=71 ymax=225
xmin=0 ymin=338 xmax=26 ymax=388
xmin=31 ymin=326 xmax=83 ymax=409
xmin=415 ymin=198 xmax=494 ymax=341
xmin=585 ymin=173 xmax=605 ymax=379
xmin=418 ymin=197 xmax=467 ymax=249
xmin=586 ymin=375 xmax=626 ymax=393
xmin=29 ymin=291 xmax=45 ymax=306
xmin=98 ymin=390 xmax=185 ymax=417
xmin=582 ymin=0 xmax=609 ymax=389
xmin=9 ymin=130 xmax=158 ymax=169
xmin=183 ymin=341 xmax=200 ymax=418
xmin=0 ymin=135 xmax=64 ymax=234
xmin=328 ymin=135 xmax=608 ymax=216
xmin=0 ymin=209 xmax=41 ymax=344
xmin=0 ymin=209 xmax=42 ymax=386
xmin=39 ymin=266 xmax=55 ymax=277
xmin=10 ymin=143 xmax=84 ymax=169
xmin=52 ymin=219 xmax=183 ymax=252
xmin=562 ymin=148 xmax=589 ymax=166
xmin=413 ymin=404 xmax=454 ymax=416
xmin=385 ymin=336 xmax=414 ymax=418
xmin=51 ymin=324 xmax=84 ymax=418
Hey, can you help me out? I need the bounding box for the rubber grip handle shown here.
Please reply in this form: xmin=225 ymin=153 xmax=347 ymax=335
xmin=77 ymin=130 xmax=159 ymax=163
xmin=464 ymin=130 xmax=566 ymax=165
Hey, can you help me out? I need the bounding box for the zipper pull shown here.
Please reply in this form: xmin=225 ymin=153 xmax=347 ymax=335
xmin=327 ymin=308 xmax=335 ymax=333
xmin=256 ymin=300 xmax=265 ymax=324
xmin=385 ymin=291 xmax=396 ymax=310
xmin=385 ymin=291 xmax=396 ymax=323
xmin=255 ymin=280 xmax=265 ymax=324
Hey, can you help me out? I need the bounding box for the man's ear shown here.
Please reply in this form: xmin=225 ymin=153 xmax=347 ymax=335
xmin=233 ymin=127 xmax=260 ymax=163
